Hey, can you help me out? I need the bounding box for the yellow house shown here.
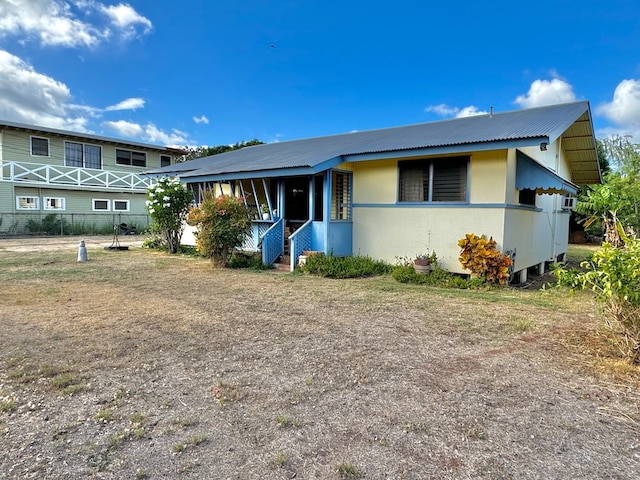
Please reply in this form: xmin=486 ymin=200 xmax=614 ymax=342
xmin=147 ymin=101 xmax=601 ymax=283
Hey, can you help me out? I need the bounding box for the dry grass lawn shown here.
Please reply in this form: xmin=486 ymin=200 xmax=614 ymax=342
xmin=0 ymin=237 xmax=639 ymax=479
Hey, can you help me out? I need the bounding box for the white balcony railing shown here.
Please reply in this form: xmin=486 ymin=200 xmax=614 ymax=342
xmin=0 ymin=161 xmax=152 ymax=191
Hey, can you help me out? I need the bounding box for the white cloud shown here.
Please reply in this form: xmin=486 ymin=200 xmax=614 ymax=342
xmin=99 ymin=2 xmax=152 ymax=39
xmin=424 ymin=103 xmax=487 ymax=118
xmin=0 ymin=49 xmax=88 ymax=130
xmin=105 ymin=97 xmax=145 ymax=111
xmin=596 ymin=79 xmax=640 ymax=142
xmin=514 ymin=78 xmax=576 ymax=108
xmin=0 ymin=0 xmax=104 ymax=47
xmin=143 ymin=124 xmax=189 ymax=145
xmin=0 ymin=0 xmax=151 ymax=48
xmin=102 ymin=119 xmax=143 ymax=137
xmin=103 ymin=120 xmax=189 ymax=145
xmin=456 ymin=106 xmax=488 ymax=117
xmin=193 ymin=115 xmax=209 ymax=124
xmin=596 ymin=79 xmax=640 ymax=127
xmin=0 ymin=49 xmax=188 ymax=145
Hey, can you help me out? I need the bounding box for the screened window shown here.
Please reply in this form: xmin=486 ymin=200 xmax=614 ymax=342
xmin=31 ymin=136 xmax=49 ymax=156
xmin=113 ymin=200 xmax=130 ymax=211
xmin=64 ymin=141 xmax=102 ymax=169
xmin=519 ymin=189 xmax=536 ymax=206
xmin=44 ymin=197 xmax=65 ymax=211
xmin=92 ymin=199 xmax=110 ymax=211
xmin=116 ymin=149 xmax=147 ymax=167
xmin=160 ymin=155 xmax=171 ymax=167
xmin=398 ymin=157 xmax=468 ymax=202
xmin=16 ymin=196 xmax=39 ymax=210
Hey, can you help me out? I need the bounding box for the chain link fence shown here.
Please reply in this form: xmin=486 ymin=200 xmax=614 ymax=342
xmin=0 ymin=212 xmax=150 ymax=236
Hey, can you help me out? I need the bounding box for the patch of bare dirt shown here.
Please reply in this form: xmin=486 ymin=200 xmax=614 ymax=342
xmin=0 ymin=235 xmax=143 ymax=253
xmin=0 ymin=241 xmax=638 ymax=479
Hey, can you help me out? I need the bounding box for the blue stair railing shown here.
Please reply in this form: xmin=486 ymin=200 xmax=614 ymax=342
xmin=260 ymin=218 xmax=284 ymax=265
xmin=289 ymin=220 xmax=312 ymax=272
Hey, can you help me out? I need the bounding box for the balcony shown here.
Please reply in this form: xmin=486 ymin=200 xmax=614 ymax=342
xmin=0 ymin=160 xmax=152 ymax=191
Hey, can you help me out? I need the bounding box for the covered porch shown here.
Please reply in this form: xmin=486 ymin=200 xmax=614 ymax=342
xmin=185 ymin=169 xmax=353 ymax=271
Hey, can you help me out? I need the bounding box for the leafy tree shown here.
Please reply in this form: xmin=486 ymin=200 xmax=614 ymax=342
xmin=178 ymin=139 xmax=263 ymax=163
xmin=146 ymin=178 xmax=193 ymax=253
xmin=186 ymin=192 xmax=251 ymax=266
xmin=575 ymin=135 xmax=640 ymax=243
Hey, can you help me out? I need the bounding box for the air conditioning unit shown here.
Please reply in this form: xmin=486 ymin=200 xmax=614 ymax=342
xmin=562 ymin=195 xmax=577 ymax=210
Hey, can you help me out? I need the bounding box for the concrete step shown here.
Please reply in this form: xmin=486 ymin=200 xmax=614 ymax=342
xmin=273 ymin=255 xmax=291 ymax=272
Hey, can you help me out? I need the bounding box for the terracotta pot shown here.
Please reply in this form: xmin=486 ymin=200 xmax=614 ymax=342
xmin=414 ymin=263 xmax=432 ymax=275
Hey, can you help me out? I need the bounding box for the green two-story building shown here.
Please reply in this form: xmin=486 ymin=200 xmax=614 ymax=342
xmin=0 ymin=120 xmax=185 ymax=234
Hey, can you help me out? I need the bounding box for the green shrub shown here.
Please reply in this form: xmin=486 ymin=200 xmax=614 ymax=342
xmin=391 ymin=264 xmax=489 ymax=289
xmin=26 ymin=213 xmax=69 ymax=235
xmin=227 ymin=251 xmax=270 ymax=269
xmin=553 ymin=232 xmax=640 ymax=363
xmin=186 ymin=192 xmax=251 ymax=266
xmin=301 ymin=254 xmax=390 ymax=278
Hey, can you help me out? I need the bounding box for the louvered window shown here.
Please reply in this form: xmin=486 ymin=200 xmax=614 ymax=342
xmin=399 ymin=157 xmax=468 ymax=202
xmin=331 ymin=171 xmax=351 ymax=220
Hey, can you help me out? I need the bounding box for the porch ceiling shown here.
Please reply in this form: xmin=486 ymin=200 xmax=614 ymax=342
xmin=560 ymin=111 xmax=601 ymax=185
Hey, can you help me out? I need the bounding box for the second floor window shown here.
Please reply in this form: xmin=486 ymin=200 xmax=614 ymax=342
xmin=31 ymin=136 xmax=50 ymax=156
xmin=65 ymin=142 xmax=102 ymax=169
xmin=116 ymin=149 xmax=147 ymax=167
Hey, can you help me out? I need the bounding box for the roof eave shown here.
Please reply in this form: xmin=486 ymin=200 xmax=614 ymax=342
xmin=343 ymin=137 xmax=550 ymax=162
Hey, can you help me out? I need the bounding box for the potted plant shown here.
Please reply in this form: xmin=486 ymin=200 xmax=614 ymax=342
xmin=413 ymin=251 xmax=437 ymax=274
xmin=260 ymin=203 xmax=270 ymax=220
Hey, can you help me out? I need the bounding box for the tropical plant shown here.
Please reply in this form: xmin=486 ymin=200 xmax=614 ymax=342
xmin=186 ymin=192 xmax=251 ymax=266
xmin=575 ymin=135 xmax=640 ymax=243
xmin=146 ymin=177 xmax=193 ymax=253
xmin=458 ymin=233 xmax=512 ymax=286
xmin=553 ymin=228 xmax=640 ymax=363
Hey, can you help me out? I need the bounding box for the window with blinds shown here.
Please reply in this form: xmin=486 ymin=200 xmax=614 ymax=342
xmin=399 ymin=157 xmax=468 ymax=202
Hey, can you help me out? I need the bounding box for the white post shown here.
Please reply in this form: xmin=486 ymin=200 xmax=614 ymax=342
xmin=77 ymin=240 xmax=88 ymax=262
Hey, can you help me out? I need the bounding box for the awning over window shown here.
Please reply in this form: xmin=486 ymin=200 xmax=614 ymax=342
xmin=516 ymin=150 xmax=578 ymax=195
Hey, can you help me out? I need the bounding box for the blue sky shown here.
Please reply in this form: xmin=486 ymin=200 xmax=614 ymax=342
xmin=1 ymin=0 xmax=639 ymax=148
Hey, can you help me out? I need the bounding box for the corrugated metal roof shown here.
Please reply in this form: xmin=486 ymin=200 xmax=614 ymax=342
xmin=0 ymin=119 xmax=180 ymax=153
xmin=145 ymin=101 xmax=600 ymax=184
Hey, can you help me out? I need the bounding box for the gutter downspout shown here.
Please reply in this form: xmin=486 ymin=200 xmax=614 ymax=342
xmin=551 ymin=138 xmax=562 ymax=261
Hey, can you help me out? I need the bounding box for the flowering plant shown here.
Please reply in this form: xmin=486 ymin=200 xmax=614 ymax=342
xmin=260 ymin=203 xmax=269 ymax=213
xmin=146 ymin=177 xmax=193 ymax=253
xmin=414 ymin=251 xmax=437 ymax=266
xmin=186 ymin=192 xmax=251 ymax=266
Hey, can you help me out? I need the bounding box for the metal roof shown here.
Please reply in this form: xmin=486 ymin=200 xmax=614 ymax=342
xmin=145 ymin=101 xmax=601 ymax=185
xmin=0 ymin=119 xmax=183 ymax=153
